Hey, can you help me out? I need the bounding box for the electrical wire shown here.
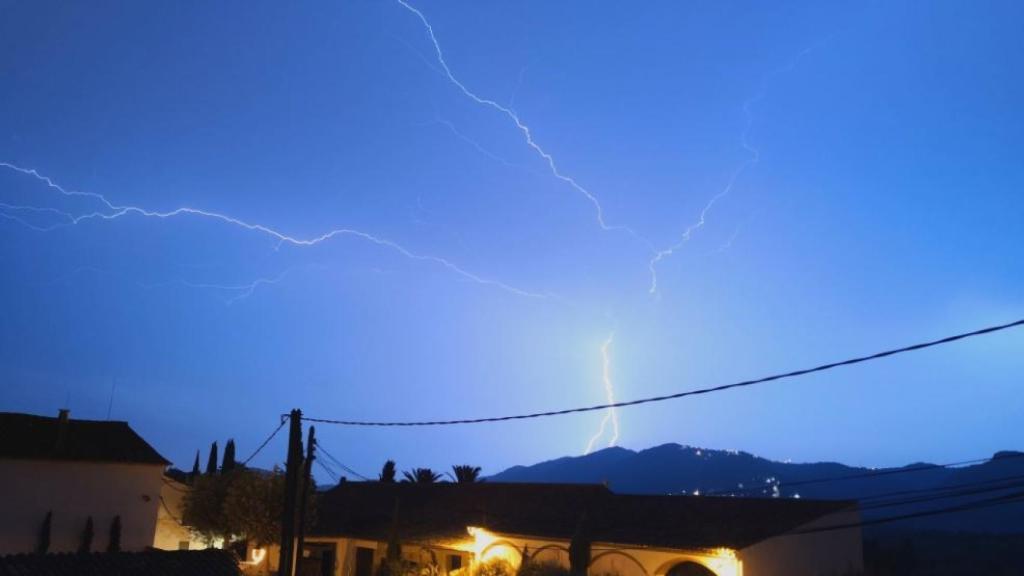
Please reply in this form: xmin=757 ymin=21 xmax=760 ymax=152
xmin=241 ymin=416 xmax=288 ymax=465
xmin=705 ymin=451 xmax=1024 ymax=497
xmin=792 ymin=489 xmax=1024 ymax=535
xmin=314 ymin=457 xmax=340 ymax=483
xmin=301 ymin=318 xmax=1024 ymax=427
xmin=315 ymin=440 xmax=372 ymax=481
xmin=159 ymin=495 xmax=186 ymax=526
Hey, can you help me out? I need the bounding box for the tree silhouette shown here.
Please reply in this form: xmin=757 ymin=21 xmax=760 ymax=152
xmin=36 ymin=511 xmax=52 ymax=554
xmin=402 ymin=468 xmax=442 ymax=484
xmin=206 ymin=441 xmax=218 ymax=476
xmin=222 ymin=439 xmax=236 ymax=473
xmin=183 ymin=466 xmax=302 ymax=547
xmin=78 ymin=516 xmax=94 ymax=553
xmin=191 ymin=450 xmax=201 ymax=479
xmin=451 ymin=465 xmax=483 ymax=484
xmin=568 ymin=514 xmax=589 ymax=576
xmin=107 ymin=515 xmax=122 ymax=552
xmin=379 ymin=460 xmax=397 ymax=483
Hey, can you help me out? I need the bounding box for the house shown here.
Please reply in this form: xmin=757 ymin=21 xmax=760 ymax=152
xmin=279 ymin=482 xmax=862 ymax=576
xmin=0 ymin=409 xmax=170 ymax=554
xmin=154 ymin=475 xmax=212 ymax=552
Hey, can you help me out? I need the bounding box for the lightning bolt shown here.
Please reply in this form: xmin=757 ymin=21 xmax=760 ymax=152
xmin=430 ymin=115 xmax=524 ymax=171
xmin=175 ymin=267 xmax=303 ymax=305
xmin=584 ymin=332 xmax=619 ymax=454
xmin=395 ymin=0 xmax=650 ymax=245
xmin=647 ymin=96 xmax=760 ymax=295
xmin=715 ymin=226 xmax=742 ymax=253
xmin=647 ymin=45 xmax=818 ymax=295
xmin=0 ymin=162 xmax=549 ymax=299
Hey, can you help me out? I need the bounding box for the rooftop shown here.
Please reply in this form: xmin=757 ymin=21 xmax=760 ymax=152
xmin=0 ymin=410 xmax=169 ymax=466
xmin=313 ymin=481 xmax=857 ymax=550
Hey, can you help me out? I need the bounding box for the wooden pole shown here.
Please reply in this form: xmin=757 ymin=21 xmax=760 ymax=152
xmin=295 ymin=425 xmax=316 ymax=568
xmin=278 ymin=409 xmax=303 ymax=576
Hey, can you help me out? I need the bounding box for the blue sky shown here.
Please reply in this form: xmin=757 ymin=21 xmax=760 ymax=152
xmin=1 ymin=0 xmax=1022 ymax=483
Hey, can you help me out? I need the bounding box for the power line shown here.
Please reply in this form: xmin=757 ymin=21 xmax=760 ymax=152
xmin=315 ymin=441 xmax=372 ymax=481
xmin=160 ymin=476 xmax=190 ymax=493
xmin=241 ymin=417 xmax=288 ymax=465
xmin=407 ymin=473 xmax=1024 ymax=538
xmin=314 ymin=458 xmax=340 ymax=483
xmin=705 ymin=451 xmax=1024 ymax=497
xmin=857 ymin=476 xmax=1024 ymax=511
xmin=793 ymin=489 xmax=1024 ymax=535
xmin=159 ymin=495 xmax=186 ymax=527
xmin=302 ymin=318 xmax=1024 ymax=427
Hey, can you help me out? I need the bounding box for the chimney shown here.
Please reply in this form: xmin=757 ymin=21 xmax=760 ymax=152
xmin=54 ymin=409 xmax=70 ymax=454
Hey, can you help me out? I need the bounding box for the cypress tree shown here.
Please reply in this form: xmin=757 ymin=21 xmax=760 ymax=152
xmin=78 ymin=516 xmax=94 ymax=553
xmin=205 ymin=441 xmax=218 ymax=476
xmin=107 ymin=515 xmax=122 ymax=553
xmin=36 ymin=511 xmax=52 ymax=554
xmin=569 ymin=514 xmax=590 ymax=576
xmin=191 ymin=450 xmax=201 ymax=477
xmin=222 ymin=439 xmax=236 ymax=473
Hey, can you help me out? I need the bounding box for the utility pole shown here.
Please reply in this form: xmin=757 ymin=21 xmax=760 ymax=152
xmin=295 ymin=425 xmax=316 ymax=567
xmin=279 ymin=409 xmax=303 ymax=576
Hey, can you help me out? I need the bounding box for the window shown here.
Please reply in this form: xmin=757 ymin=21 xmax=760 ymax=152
xmin=355 ymin=546 xmax=376 ymax=576
xmin=448 ymin=554 xmax=463 ymax=573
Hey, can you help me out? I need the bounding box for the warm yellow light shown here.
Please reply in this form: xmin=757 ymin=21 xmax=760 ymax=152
xmin=713 ymin=548 xmax=736 ymax=559
xmin=702 ymin=548 xmax=741 ymax=576
xmin=466 ymin=526 xmax=495 ymax=558
xmin=465 ymin=526 xmax=520 ymax=567
xmin=249 ymin=548 xmax=267 ymax=565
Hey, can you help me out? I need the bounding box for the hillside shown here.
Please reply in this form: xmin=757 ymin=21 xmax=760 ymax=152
xmin=489 ymin=444 xmax=1024 ymax=533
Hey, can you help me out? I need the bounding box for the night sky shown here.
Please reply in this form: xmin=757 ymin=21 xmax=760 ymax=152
xmin=1 ymin=1 xmax=1022 ymax=483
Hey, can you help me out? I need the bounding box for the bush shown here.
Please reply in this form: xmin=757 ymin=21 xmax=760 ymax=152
xmin=182 ymin=466 xmax=312 ymax=546
xmin=518 ymin=561 xmax=570 ymax=576
xmin=474 ymin=559 xmax=515 ymax=576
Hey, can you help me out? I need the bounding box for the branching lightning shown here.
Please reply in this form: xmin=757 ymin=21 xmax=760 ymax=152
xmin=584 ymin=332 xmax=619 ymax=454
xmin=431 ymin=115 xmax=523 ymax=171
xmin=647 ymin=95 xmax=761 ymax=295
xmin=396 ymin=0 xmax=649 ymax=245
xmin=176 ymin=268 xmax=297 ymax=305
xmin=647 ymin=46 xmax=817 ymax=295
xmin=0 ymin=162 xmax=549 ymax=299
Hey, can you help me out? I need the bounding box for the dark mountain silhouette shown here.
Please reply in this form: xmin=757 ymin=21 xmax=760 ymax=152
xmin=489 ymin=443 xmax=1024 ymax=533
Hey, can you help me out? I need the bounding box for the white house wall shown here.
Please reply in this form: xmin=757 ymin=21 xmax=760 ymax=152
xmin=0 ymin=459 xmax=165 ymax=554
xmin=737 ymin=509 xmax=864 ymax=576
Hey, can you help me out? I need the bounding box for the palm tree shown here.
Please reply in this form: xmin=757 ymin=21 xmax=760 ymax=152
xmin=379 ymin=460 xmax=397 ymax=483
xmin=402 ymin=468 xmax=442 ymax=484
xmin=451 ymin=465 xmax=483 ymax=484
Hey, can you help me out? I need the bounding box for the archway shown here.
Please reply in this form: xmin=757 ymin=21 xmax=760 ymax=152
xmin=588 ymin=551 xmax=646 ymax=576
xmin=666 ymin=561 xmax=718 ymax=576
xmin=531 ymin=545 xmax=569 ymax=568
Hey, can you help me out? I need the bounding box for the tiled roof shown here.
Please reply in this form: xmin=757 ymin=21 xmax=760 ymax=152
xmin=313 ymin=482 xmax=857 ymax=550
xmin=0 ymin=412 xmax=169 ymax=465
xmin=0 ymin=550 xmax=241 ymax=576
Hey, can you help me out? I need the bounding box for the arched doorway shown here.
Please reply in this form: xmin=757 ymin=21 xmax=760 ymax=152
xmin=666 ymin=561 xmax=718 ymax=576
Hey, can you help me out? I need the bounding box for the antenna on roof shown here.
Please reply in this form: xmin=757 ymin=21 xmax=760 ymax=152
xmin=106 ymin=378 xmax=117 ymax=420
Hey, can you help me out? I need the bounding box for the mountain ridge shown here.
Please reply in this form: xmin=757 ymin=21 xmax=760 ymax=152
xmin=488 ymin=443 xmax=1024 ymax=533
